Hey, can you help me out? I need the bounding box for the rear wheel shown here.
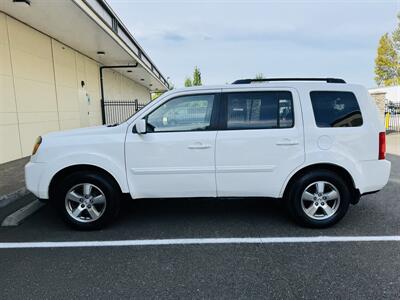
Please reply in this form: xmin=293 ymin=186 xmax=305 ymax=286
xmin=55 ymin=171 xmax=120 ymax=230
xmin=286 ymin=170 xmax=351 ymax=228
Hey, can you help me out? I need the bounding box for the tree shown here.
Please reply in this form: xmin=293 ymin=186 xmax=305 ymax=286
xmin=184 ymin=67 xmax=202 ymax=87
xmin=392 ymin=13 xmax=400 ymax=52
xmin=392 ymin=12 xmax=400 ymax=84
xmin=374 ymin=33 xmax=399 ymax=86
xmin=255 ymin=73 xmax=265 ymax=79
xmin=151 ymin=80 xmax=174 ymax=100
xmin=151 ymin=91 xmax=162 ymax=100
xmin=184 ymin=77 xmax=193 ymax=87
xmin=192 ymin=66 xmax=202 ymax=86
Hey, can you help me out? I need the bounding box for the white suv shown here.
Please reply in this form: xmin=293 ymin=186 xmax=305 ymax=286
xmin=25 ymin=78 xmax=391 ymax=229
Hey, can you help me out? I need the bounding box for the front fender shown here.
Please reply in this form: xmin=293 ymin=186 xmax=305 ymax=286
xmin=38 ymin=153 xmax=128 ymax=199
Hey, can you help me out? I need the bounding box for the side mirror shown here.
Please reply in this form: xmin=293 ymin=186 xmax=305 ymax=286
xmin=136 ymin=119 xmax=147 ymax=134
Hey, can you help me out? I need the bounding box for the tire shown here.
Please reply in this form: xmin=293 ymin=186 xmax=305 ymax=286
xmin=55 ymin=171 xmax=121 ymax=230
xmin=285 ymin=169 xmax=351 ymax=228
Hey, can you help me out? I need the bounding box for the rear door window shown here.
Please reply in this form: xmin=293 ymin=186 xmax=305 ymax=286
xmin=225 ymin=91 xmax=294 ymax=129
xmin=310 ymin=91 xmax=363 ymax=128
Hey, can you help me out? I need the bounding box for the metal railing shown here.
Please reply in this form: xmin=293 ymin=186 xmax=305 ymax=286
xmin=84 ymin=0 xmax=169 ymax=88
xmin=101 ymin=99 xmax=147 ymax=125
xmin=385 ymin=102 xmax=400 ymax=132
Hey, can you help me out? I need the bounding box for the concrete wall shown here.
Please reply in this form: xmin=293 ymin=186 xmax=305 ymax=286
xmin=369 ymin=91 xmax=386 ymax=117
xmin=0 ymin=12 xmax=150 ymax=164
xmin=369 ymin=86 xmax=400 ymax=104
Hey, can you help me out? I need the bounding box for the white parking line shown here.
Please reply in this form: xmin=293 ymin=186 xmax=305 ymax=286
xmin=0 ymin=236 xmax=400 ymax=249
xmin=389 ymin=178 xmax=400 ymax=184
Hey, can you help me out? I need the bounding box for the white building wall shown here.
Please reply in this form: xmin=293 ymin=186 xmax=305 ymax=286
xmin=103 ymin=69 xmax=150 ymax=103
xmin=0 ymin=12 xmax=151 ymax=164
xmin=52 ymin=39 xmax=80 ymax=130
xmin=0 ymin=12 xmax=21 ymax=163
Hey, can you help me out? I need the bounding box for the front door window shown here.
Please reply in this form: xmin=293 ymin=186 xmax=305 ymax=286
xmin=146 ymin=94 xmax=215 ymax=132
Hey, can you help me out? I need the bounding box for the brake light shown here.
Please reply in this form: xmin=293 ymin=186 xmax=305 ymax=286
xmin=379 ymin=132 xmax=386 ymax=160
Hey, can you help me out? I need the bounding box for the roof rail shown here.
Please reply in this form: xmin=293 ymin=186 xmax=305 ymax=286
xmin=232 ymin=78 xmax=346 ymax=84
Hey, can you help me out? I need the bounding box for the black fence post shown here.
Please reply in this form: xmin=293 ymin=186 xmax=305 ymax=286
xmin=101 ymin=99 xmax=106 ymax=125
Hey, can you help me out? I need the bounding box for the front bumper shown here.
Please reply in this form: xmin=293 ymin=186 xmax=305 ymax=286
xmin=25 ymin=161 xmax=48 ymax=199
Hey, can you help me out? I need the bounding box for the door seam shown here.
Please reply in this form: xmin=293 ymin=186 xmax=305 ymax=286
xmin=214 ymin=130 xmax=219 ymax=197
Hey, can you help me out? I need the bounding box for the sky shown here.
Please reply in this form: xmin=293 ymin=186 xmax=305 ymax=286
xmin=107 ymin=0 xmax=400 ymax=88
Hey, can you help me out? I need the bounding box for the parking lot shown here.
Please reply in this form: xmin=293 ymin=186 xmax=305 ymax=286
xmin=0 ymin=150 xmax=399 ymax=299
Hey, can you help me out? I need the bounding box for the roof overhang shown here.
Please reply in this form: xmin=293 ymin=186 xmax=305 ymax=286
xmin=0 ymin=0 xmax=169 ymax=91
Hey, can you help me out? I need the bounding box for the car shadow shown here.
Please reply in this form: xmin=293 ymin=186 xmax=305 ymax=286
xmin=112 ymin=196 xmax=295 ymax=237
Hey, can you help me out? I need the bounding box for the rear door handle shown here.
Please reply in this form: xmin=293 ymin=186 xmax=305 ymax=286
xmin=188 ymin=143 xmax=211 ymax=149
xmin=276 ymin=139 xmax=299 ymax=146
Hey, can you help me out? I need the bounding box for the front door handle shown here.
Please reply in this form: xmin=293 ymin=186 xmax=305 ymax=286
xmin=188 ymin=143 xmax=211 ymax=149
xmin=276 ymin=139 xmax=299 ymax=146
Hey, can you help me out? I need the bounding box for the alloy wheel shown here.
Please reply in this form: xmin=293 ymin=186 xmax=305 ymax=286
xmin=301 ymin=181 xmax=341 ymax=220
xmin=65 ymin=183 xmax=107 ymax=223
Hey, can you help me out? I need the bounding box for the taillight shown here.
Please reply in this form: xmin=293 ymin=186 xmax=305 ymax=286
xmin=379 ymin=132 xmax=386 ymax=160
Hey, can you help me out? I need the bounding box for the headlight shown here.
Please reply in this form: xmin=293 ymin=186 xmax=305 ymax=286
xmin=32 ymin=136 xmax=42 ymax=155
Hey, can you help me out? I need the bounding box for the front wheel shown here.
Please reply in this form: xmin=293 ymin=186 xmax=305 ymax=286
xmin=55 ymin=171 xmax=121 ymax=230
xmin=286 ymin=170 xmax=351 ymax=228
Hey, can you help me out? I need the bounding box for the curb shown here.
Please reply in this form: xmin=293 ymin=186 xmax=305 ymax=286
xmin=1 ymin=199 xmax=44 ymax=227
xmin=0 ymin=187 xmax=30 ymax=208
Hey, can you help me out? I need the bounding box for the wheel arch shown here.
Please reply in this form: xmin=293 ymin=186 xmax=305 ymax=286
xmin=48 ymin=164 xmax=125 ymax=201
xmin=281 ymin=163 xmax=360 ymax=204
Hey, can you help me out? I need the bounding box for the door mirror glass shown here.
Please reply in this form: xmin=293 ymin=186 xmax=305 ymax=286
xmin=136 ymin=119 xmax=147 ymax=134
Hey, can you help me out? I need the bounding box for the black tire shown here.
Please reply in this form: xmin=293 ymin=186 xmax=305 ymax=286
xmin=285 ymin=169 xmax=351 ymax=228
xmin=55 ymin=171 xmax=121 ymax=230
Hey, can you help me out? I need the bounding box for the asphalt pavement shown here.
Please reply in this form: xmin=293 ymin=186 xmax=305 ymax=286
xmin=0 ymin=153 xmax=399 ymax=299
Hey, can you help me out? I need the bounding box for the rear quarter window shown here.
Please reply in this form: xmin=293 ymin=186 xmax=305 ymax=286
xmin=310 ymin=91 xmax=363 ymax=128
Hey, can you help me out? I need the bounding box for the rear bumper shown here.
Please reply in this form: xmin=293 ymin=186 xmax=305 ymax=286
xmin=358 ymin=159 xmax=391 ymax=194
xmin=25 ymin=161 xmax=48 ymax=199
